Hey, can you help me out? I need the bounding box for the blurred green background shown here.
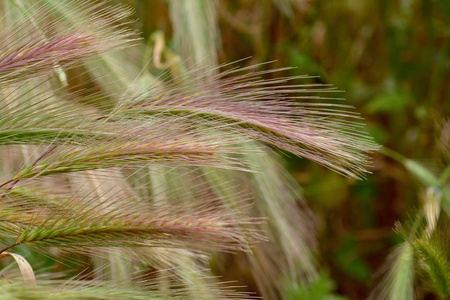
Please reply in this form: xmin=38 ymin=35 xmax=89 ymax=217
xmin=120 ymin=0 xmax=450 ymax=298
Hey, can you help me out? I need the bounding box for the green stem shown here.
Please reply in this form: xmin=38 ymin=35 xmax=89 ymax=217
xmin=0 ymin=243 xmax=18 ymax=254
xmin=439 ymin=165 xmax=450 ymax=185
xmin=379 ymin=146 xmax=406 ymax=164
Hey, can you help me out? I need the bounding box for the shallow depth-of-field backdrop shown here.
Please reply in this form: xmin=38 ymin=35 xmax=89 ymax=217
xmin=0 ymin=0 xmax=449 ymax=299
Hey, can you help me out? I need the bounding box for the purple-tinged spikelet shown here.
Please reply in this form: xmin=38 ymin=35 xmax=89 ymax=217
xmin=0 ymin=0 xmax=138 ymax=86
xmin=123 ymin=65 xmax=379 ymax=179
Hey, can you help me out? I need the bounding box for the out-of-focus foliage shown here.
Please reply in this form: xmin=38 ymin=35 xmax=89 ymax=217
xmin=285 ymin=273 xmax=347 ymax=300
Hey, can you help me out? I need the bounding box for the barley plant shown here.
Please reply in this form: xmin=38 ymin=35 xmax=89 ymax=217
xmin=0 ymin=0 xmax=382 ymax=299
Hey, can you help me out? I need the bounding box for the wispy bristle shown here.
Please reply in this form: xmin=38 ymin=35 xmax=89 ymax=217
xmin=0 ymin=184 xmax=261 ymax=253
xmin=0 ymin=33 xmax=93 ymax=74
xmin=7 ymin=119 xmax=252 ymax=181
xmin=0 ymin=277 xmax=255 ymax=300
xmin=121 ymin=64 xmax=379 ymax=179
xmin=0 ymin=0 xmax=138 ymax=86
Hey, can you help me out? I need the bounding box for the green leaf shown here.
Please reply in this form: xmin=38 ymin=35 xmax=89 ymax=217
xmin=366 ymin=89 xmax=413 ymax=114
xmin=285 ymin=273 xmax=346 ymax=300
